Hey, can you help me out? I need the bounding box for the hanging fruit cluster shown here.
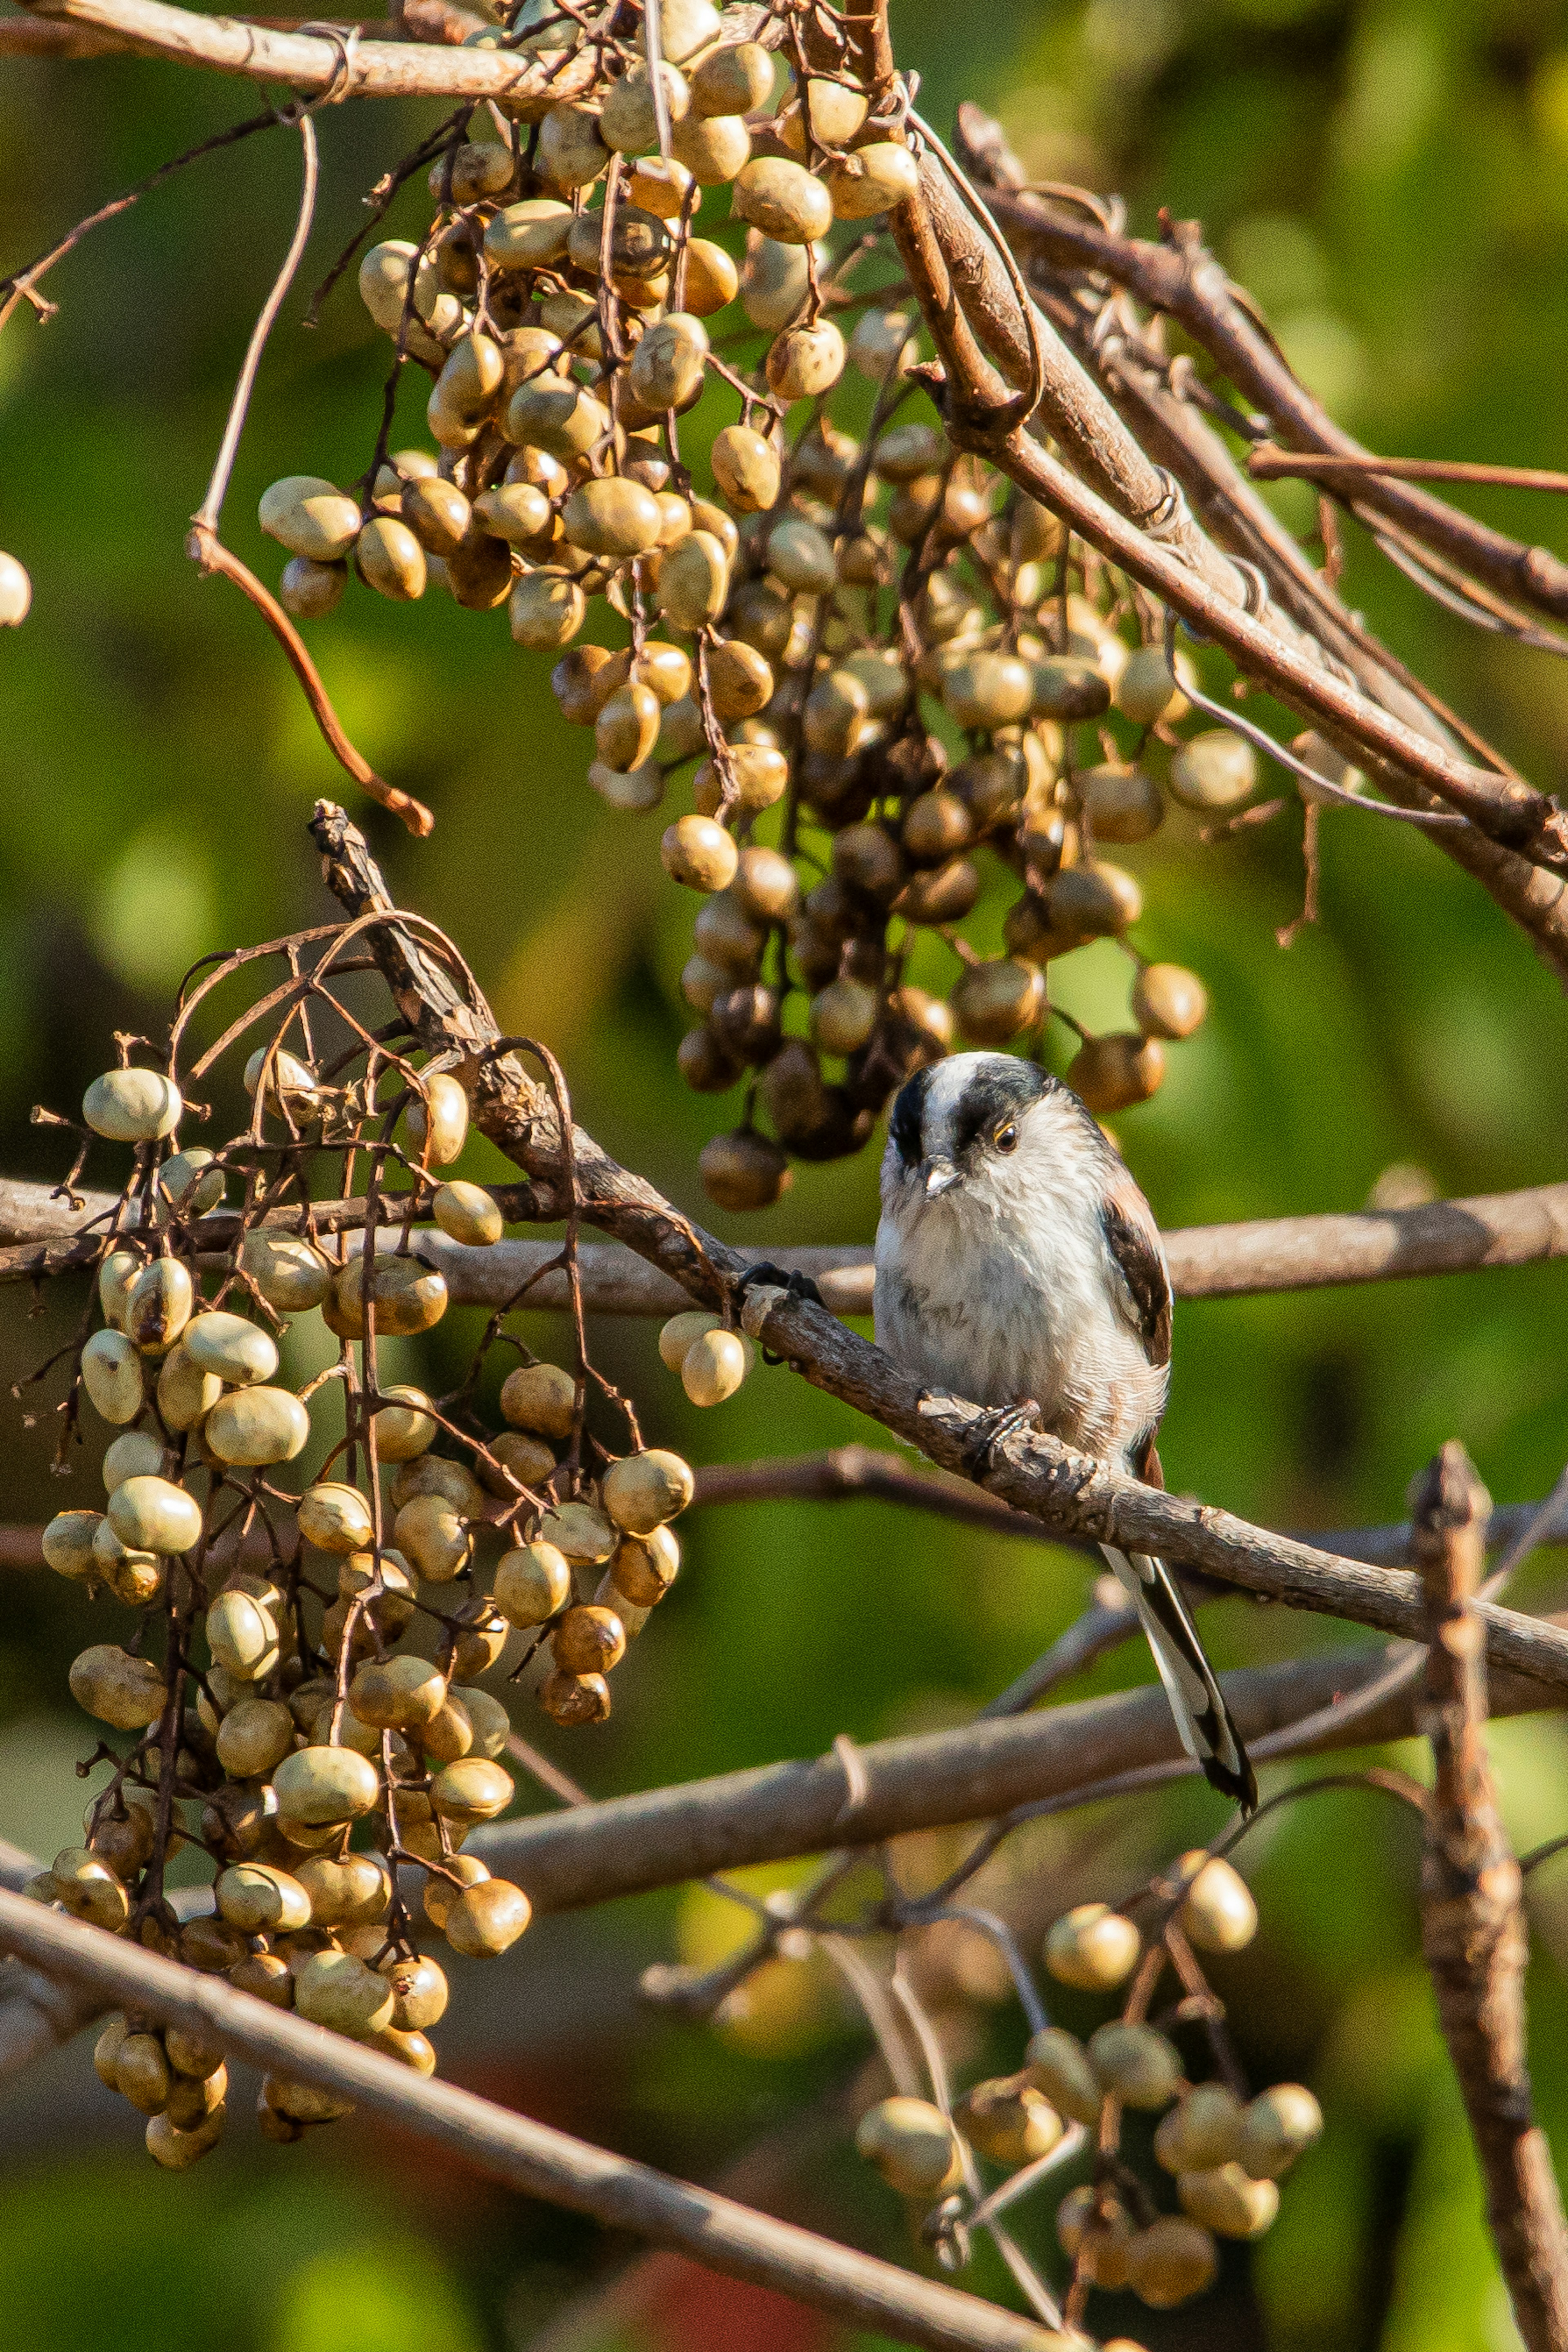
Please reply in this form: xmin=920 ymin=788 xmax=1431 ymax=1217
xmin=851 ymin=1851 xmax=1321 ymax=2319
xmin=258 ymin=0 xmax=1258 ymax=1213
xmin=26 ymin=965 xmax=698 ymax=2169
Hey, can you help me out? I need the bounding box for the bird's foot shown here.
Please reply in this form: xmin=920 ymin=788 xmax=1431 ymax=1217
xmin=732 ymin=1262 xmax=826 ymax=1365
xmin=961 ymin=1398 xmax=1044 ymax=1478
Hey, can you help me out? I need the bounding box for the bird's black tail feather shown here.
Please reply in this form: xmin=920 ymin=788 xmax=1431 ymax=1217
xmin=1101 ymin=1544 xmax=1258 ymax=1812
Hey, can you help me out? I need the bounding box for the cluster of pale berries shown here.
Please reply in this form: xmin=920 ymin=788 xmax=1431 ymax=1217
xmin=254 ymin=0 xmax=1278 ymax=1210
xmin=29 ymin=1052 xmax=698 ymax=2167
xmin=855 ymin=1855 xmax=1321 ymax=2323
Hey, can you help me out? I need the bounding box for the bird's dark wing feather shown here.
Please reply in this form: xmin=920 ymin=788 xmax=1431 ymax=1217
xmin=1100 ymin=1181 xmax=1173 ymax=1368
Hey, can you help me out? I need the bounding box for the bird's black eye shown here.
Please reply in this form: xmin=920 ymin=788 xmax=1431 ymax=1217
xmin=993 ymin=1121 xmax=1018 ymax=1153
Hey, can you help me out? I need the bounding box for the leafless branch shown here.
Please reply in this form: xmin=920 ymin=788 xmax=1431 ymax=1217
xmin=0 ymin=1890 xmax=1074 ymax=2352
xmin=1414 ymin=1443 xmax=1568 ymax=2352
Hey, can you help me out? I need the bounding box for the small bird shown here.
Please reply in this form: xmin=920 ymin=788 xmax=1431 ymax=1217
xmin=874 ymin=1050 xmax=1256 ymax=1811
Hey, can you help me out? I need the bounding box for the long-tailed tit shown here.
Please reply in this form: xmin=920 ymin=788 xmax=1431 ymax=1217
xmin=874 ymin=1050 xmax=1256 ymax=1811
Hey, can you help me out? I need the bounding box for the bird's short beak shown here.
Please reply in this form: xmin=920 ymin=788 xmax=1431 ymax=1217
xmin=922 ymin=1159 xmax=960 ymax=1198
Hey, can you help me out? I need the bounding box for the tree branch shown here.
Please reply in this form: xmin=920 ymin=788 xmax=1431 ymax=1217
xmin=4 ymin=1175 xmax=1565 ymax=1302
xmin=1414 ymin=1443 xmax=1568 ymax=2352
xmin=305 ymin=801 xmax=1568 ymax=1684
xmin=469 ymin=1641 xmax=1564 ymax=1915
xmin=0 ymin=1891 xmax=1070 ymax=2352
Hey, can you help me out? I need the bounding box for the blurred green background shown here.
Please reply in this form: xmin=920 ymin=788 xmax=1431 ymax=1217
xmin=2 ymin=0 xmax=1568 ymax=2344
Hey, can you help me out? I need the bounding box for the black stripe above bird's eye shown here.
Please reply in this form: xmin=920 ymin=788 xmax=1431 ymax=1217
xmin=889 ymin=1066 xmax=933 ymax=1168
xmin=951 ymin=1060 xmax=1050 ymax=1162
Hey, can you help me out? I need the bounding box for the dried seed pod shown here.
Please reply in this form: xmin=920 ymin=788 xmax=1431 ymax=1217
xmin=1131 ymin=963 xmax=1208 ymax=1041
xmin=500 ymin=1360 xmax=577 ymax=1439
xmin=205 ymin=1387 xmax=310 ymax=1467
xmin=183 ymin=1309 xmax=278 ymax=1386
xmin=378 ymin=1953 xmax=449 ymax=2035
xmin=80 ymin=1329 xmax=144 ymax=1424
xmin=735 ymin=156 xmax=834 ymax=243
xmin=610 ymin=1523 xmax=681 ymax=1606
xmin=833 ymin=821 xmax=904 ymax=904
xmin=803 ymin=669 xmax=870 ymax=759
xmin=507 ymin=378 xmax=610 ymax=459
xmin=600 ymin=61 xmax=690 ymax=150
xmin=707 ymin=640 xmax=774 ymax=720
xmin=766 ymin=319 xmax=845 ymax=401
xmin=875 ymin=421 xmax=948 ymax=482
xmin=444 ymin=1877 xmax=532 ymax=1955
xmin=1088 ymin=2021 xmax=1184 ymax=2109
xmin=1029 ymin=657 xmax=1111 ymax=723
xmin=537 ymin=100 xmax=610 ymax=187
xmin=670 ymin=110 xmax=752 ymax=185
xmin=766 ymin=516 xmax=835 ymax=595
xmin=682 ymin=237 xmax=740 ymax=314
xmin=294 ymin=1949 xmax=396 ymax=2040
xmin=355 ymin=516 xmax=427 ymax=600
xmin=216 ymin=1862 xmax=313 ymax=1934
xmin=483 ymin=1430 xmax=555 ymax=1496
xmin=682 ymin=1030 xmax=743 ymax=1091
xmin=562 ymin=478 xmax=664 ymax=561
xmin=206 ymin=1587 xmax=279 ymax=1681
xmin=849 ymin=308 xmax=913 ymax=382
xmin=392 ymin=1456 xmax=487 ymax=1516
xmin=367 ymin=1383 xmax=436 ymax=1463
xmin=494 ymin=1540 xmax=573 ymax=1627
xmin=278 ymin=556 xmax=345 ymax=619
xmin=431 ymin=1756 xmax=515 ymax=1824
xmin=397 ymin=477 xmax=469 ymax=561
xmin=681 ymin=1326 xmax=749 ymax=1406
xmin=711 ymin=983 xmax=781 ymax=1066
xmin=42 ymin=1510 xmax=102 ymax=1581
xmin=663 ymin=815 xmax=739 ymax=892
xmin=83 ymin=1067 xmax=183 ymax=1143
xmin=657 ymin=530 xmax=730 ymax=629
xmin=274 ymin=1744 xmax=380 ymax=1826
xmin=106 ymin=1475 xmax=201 ymax=1556
xmin=693 ymin=744 xmax=788 ymax=816
xmin=539 ymin=1500 xmax=618 ymax=1563
xmin=510 ymin=572 xmax=586 ymax=649
xmin=699 ymin=1126 xmax=792 ymax=1213
xmin=1155 ymin=2082 xmax=1245 ymax=2174
xmin=264 ymin=2073 xmax=354 ymax=2124
xmin=733 ymin=845 xmax=799 ymax=923
xmin=101 ymin=1430 xmax=163 ymax=1491
xmin=153 ymin=1341 xmax=218 ymax=1433
xmin=601 ymin=1448 xmax=694 ymax=1534
xmin=1116 ymin=644 xmax=1187 ymax=725
xmin=690 ymin=37 xmax=772 ymax=115
xmin=1056 ymin=2185 xmax=1135 ymax=2287
xmin=396 ymin=1492 xmax=474 ymax=1584
xmin=1128 ymin=2216 xmax=1218 ymax=2308
xmin=952 ymin=958 xmax=1045 ymax=1046
xmin=1024 ymin=2027 xmax=1103 ymax=2126
xmin=626 ymin=153 xmax=695 ymax=216
xmin=889 ymin=986 xmax=955 ymax=1056
xmin=825 ymin=140 xmax=920 ymax=220
xmin=943 ymin=651 xmax=1033 ymax=731
xmin=1047 ymin=860 xmax=1143 ymax=937
xmin=239 ymin=1230 xmax=332 ymax=1312
xmin=710 ymin=424 xmax=780 ymax=515
xmin=1179 ymin=2162 xmax=1279 ymax=2240
xmin=423 ymin=1854 xmax=490 ymax=1932
xmin=297 ymin=1481 xmax=375 ymax=1554
xmin=690 ymin=499 xmax=740 ymax=560
xmin=51 ymin=1847 xmax=131 ymax=1932
xmin=902 ymin=789 xmax=973 ymax=866
xmin=855 ymin=2097 xmax=962 ymax=2198
xmin=954 ymin=2075 xmax=1064 ymax=2167
xmin=628 ymin=317 xmax=708 ymax=413
xmin=474 ymin=483 xmax=553 ymax=548
xmin=1044 ymin=1902 xmax=1141 ymax=1990
xmin=209 ymin=1695 xmax=294 ymax=1779
xmin=98 ymin=1249 xmax=140 ymax=1331
xmin=0 ymin=549 xmax=31 ymax=626
xmin=740 ymin=233 xmax=811 ymax=330
xmin=1076 ymin=764 xmax=1164 ymax=845
xmin=1237 ymin=2083 xmax=1323 ymax=2179
xmin=658 ymin=1309 xmax=722 ymax=1370
xmin=896 ymin=858 xmax=979 ymax=926
xmin=597 ymin=680 xmax=662 ymax=772
xmin=1168 ymin=728 xmax=1257 ymax=810
xmin=432 ymin=1179 xmax=503 ymax=1248
xmin=258 ymin=477 xmax=362 ymax=564
xmin=329 ymin=1254 xmax=449 ymax=1340
xmin=350 ymin=1652 xmax=448 ymax=1732
xmin=809 ymin=979 xmax=880 ymax=1057
xmin=358 ymin=240 xmax=459 ymax=359
xmin=1174 ymin=1850 xmax=1258 ymax=1951
xmin=1068 ymin=1033 xmax=1165 ymax=1113
xmin=485 ymin=196 xmax=573 ymax=270
xmin=70 ymin=1646 xmax=167 ymax=1740
xmin=156 ymin=1146 xmax=222 ymax=1217
xmin=116 ymin=2032 xmax=174 ymax=2116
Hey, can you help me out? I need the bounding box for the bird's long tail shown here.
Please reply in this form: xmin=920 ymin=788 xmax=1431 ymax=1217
xmin=1100 ymin=1544 xmax=1257 ymax=1812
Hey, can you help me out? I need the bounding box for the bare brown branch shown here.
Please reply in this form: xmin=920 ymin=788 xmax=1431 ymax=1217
xmin=1414 ymin=1443 xmax=1568 ymax=2352
xmin=0 ymin=1891 xmax=1070 ymax=2352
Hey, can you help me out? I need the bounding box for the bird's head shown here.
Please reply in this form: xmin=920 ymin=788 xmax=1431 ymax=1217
xmin=880 ymin=1052 xmax=1099 ymax=1224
